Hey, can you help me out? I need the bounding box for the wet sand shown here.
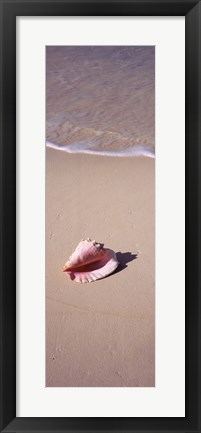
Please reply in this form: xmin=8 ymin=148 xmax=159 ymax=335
xmin=46 ymin=148 xmax=155 ymax=387
xmin=46 ymin=46 xmax=155 ymax=154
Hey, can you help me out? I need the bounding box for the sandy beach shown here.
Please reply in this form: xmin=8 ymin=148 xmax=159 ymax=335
xmin=46 ymin=148 xmax=155 ymax=387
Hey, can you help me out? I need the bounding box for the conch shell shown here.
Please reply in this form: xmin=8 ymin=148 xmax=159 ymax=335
xmin=63 ymin=238 xmax=119 ymax=283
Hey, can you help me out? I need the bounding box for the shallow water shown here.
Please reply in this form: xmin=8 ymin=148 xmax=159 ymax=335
xmin=46 ymin=46 xmax=155 ymax=157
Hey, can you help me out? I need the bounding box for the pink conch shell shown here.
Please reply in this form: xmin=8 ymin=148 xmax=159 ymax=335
xmin=63 ymin=238 xmax=119 ymax=283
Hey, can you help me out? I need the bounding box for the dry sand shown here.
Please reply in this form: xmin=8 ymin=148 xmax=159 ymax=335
xmin=46 ymin=148 xmax=155 ymax=387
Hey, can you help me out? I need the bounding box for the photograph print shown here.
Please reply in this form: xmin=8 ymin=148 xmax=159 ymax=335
xmin=46 ymin=46 xmax=155 ymax=387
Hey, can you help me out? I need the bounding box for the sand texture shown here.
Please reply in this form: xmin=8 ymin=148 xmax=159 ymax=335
xmin=46 ymin=148 xmax=155 ymax=387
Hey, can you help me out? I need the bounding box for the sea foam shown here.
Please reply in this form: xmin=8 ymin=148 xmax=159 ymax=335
xmin=46 ymin=141 xmax=155 ymax=159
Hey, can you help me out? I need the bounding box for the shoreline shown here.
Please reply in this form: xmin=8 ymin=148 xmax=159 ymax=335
xmin=46 ymin=141 xmax=155 ymax=159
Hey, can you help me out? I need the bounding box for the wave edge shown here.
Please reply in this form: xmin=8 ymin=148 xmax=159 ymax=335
xmin=46 ymin=141 xmax=155 ymax=159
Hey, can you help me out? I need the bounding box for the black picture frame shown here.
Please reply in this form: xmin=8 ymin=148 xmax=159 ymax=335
xmin=0 ymin=0 xmax=200 ymax=432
